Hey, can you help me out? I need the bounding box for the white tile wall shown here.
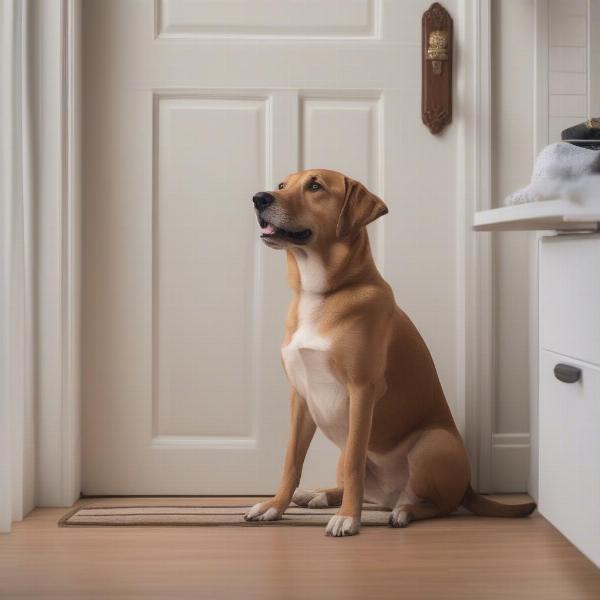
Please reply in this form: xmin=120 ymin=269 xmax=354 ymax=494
xmin=548 ymin=46 xmax=586 ymax=73
xmin=549 ymin=16 xmax=587 ymax=46
xmin=548 ymin=71 xmax=587 ymax=95
xmin=548 ymin=0 xmax=588 ymax=16
xmin=591 ymin=1 xmax=600 ymax=116
xmin=549 ymin=93 xmax=588 ymax=117
xmin=547 ymin=0 xmax=589 ymax=142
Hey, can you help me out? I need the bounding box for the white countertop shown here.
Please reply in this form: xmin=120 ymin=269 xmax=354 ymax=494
xmin=473 ymin=197 xmax=600 ymax=232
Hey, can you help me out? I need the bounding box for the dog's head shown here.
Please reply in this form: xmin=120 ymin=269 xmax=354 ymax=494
xmin=252 ymin=169 xmax=388 ymax=249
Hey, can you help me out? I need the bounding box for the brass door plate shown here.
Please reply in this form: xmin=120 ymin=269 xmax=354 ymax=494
xmin=422 ymin=3 xmax=453 ymax=135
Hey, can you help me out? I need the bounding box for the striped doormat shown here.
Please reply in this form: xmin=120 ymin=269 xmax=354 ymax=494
xmin=59 ymin=504 xmax=390 ymax=527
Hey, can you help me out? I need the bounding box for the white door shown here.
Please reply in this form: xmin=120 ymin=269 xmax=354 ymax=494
xmin=82 ymin=0 xmax=470 ymax=494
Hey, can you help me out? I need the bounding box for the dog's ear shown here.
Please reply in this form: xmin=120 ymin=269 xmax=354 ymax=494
xmin=336 ymin=177 xmax=388 ymax=238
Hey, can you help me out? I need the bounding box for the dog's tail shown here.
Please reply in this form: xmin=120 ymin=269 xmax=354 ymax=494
xmin=460 ymin=486 xmax=536 ymax=518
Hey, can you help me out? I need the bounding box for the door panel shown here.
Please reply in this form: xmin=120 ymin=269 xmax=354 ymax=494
xmin=82 ymin=0 xmax=464 ymax=494
xmin=157 ymin=0 xmax=379 ymax=39
xmin=301 ymin=95 xmax=380 ymax=189
xmin=154 ymin=94 xmax=267 ymax=443
xmin=301 ymin=93 xmax=383 ymax=259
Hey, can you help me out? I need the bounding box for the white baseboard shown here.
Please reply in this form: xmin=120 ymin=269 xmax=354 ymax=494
xmin=490 ymin=433 xmax=531 ymax=493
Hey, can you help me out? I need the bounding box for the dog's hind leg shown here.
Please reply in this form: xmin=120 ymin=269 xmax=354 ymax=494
xmin=292 ymin=487 xmax=343 ymax=508
xmin=388 ymin=501 xmax=444 ymax=528
xmin=388 ymin=428 xmax=469 ymax=528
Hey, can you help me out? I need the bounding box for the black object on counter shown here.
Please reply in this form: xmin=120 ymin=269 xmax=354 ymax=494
xmin=561 ymin=118 xmax=600 ymax=149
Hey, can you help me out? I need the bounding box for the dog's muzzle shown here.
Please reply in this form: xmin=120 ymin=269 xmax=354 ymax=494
xmin=252 ymin=191 xmax=312 ymax=244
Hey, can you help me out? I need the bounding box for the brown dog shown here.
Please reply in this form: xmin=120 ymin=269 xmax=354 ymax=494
xmin=244 ymin=169 xmax=536 ymax=536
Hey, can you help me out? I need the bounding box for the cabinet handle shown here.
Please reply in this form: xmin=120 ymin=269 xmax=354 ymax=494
xmin=554 ymin=363 xmax=582 ymax=384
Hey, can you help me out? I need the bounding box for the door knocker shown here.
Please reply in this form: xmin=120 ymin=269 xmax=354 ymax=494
xmin=422 ymin=3 xmax=453 ymax=135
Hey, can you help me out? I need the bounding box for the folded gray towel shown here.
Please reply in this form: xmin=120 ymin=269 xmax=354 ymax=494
xmin=506 ymin=142 xmax=600 ymax=205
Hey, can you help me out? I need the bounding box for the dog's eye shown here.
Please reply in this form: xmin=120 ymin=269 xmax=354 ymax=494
xmin=308 ymin=182 xmax=321 ymax=191
xmin=278 ymin=182 xmax=286 ymax=190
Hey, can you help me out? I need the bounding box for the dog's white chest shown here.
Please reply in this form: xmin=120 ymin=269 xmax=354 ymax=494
xmin=281 ymin=293 xmax=348 ymax=448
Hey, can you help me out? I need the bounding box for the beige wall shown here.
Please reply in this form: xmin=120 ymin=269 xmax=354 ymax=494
xmin=490 ymin=0 xmax=594 ymax=491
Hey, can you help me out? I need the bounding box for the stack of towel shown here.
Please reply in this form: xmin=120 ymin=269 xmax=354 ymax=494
xmin=506 ymin=142 xmax=600 ymax=205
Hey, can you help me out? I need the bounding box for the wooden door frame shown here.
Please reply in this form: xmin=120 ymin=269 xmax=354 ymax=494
xmin=31 ymin=0 xmax=492 ymax=506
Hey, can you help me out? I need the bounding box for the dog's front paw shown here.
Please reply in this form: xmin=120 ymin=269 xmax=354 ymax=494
xmin=325 ymin=514 xmax=360 ymax=537
xmin=243 ymin=501 xmax=283 ymax=522
xmin=292 ymin=489 xmax=329 ymax=508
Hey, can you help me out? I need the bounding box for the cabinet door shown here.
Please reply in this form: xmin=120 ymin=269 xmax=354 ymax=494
xmin=539 ymin=350 xmax=600 ymax=567
xmin=539 ymin=235 xmax=600 ymax=367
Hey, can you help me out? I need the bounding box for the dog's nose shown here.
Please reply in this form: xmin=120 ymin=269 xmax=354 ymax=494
xmin=253 ymin=192 xmax=274 ymax=211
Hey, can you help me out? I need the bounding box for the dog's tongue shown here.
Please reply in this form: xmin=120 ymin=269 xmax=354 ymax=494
xmin=261 ymin=223 xmax=276 ymax=235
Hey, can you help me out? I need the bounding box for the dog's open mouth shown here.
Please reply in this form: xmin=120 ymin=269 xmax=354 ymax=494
xmin=258 ymin=217 xmax=312 ymax=243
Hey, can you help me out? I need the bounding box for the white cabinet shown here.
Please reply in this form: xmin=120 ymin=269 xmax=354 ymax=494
xmin=539 ymin=350 xmax=600 ymax=567
xmin=475 ymin=201 xmax=600 ymax=568
xmin=538 ymin=235 xmax=600 ymax=567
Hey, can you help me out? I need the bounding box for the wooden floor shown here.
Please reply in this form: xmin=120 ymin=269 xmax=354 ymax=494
xmin=1 ymin=496 xmax=599 ymax=599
